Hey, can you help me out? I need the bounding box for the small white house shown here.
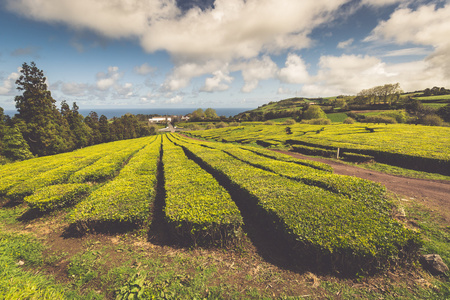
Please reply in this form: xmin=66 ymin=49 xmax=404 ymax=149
xmin=149 ymin=117 xmax=172 ymax=123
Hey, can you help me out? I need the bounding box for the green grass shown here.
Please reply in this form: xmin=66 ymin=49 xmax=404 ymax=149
xmin=1 ymin=199 xmax=449 ymax=299
xmin=345 ymin=161 xmax=450 ymax=181
xmin=423 ymin=103 xmax=448 ymax=108
xmin=326 ymin=112 xmax=348 ymax=122
xmin=414 ymin=95 xmax=450 ymax=102
xmin=0 ymin=231 xmax=68 ymax=299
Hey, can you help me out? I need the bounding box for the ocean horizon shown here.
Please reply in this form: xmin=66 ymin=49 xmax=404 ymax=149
xmin=4 ymin=107 xmax=253 ymax=119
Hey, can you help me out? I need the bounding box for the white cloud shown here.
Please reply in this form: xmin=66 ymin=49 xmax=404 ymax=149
xmin=383 ymin=47 xmax=431 ymax=57
xmin=239 ymin=56 xmax=278 ymax=93
xmin=200 ymin=70 xmax=233 ymax=92
xmin=96 ymin=66 xmax=121 ymax=91
xmin=361 ymin=0 xmax=405 ymax=7
xmin=0 ymin=69 xmax=20 ymax=95
xmin=367 ymin=3 xmax=450 ymax=78
xmin=61 ymin=82 xmax=89 ymax=96
xmin=277 ymin=87 xmax=295 ymax=95
xmin=165 ymin=95 xmax=183 ymax=104
xmin=337 ymin=38 xmax=354 ymax=49
xmin=6 ymin=0 xmax=349 ymax=63
xmin=114 ymin=82 xmax=134 ymax=98
xmin=301 ymin=54 xmax=398 ymax=96
xmin=134 ymin=63 xmax=156 ymax=75
xmin=5 ymin=0 xmax=178 ymax=39
xmin=162 ymin=60 xmax=224 ymax=91
xmin=301 ymin=51 xmax=449 ymax=97
xmin=278 ymin=53 xmax=310 ymax=84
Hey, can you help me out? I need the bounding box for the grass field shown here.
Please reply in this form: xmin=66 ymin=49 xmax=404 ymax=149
xmin=0 ymin=131 xmax=449 ymax=299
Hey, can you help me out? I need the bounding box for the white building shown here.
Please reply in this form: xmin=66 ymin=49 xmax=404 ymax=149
xmin=149 ymin=117 xmax=172 ymax=123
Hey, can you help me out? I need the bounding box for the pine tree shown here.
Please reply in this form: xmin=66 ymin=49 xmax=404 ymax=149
xmin=14 ymin=62 xmax=72 ymax=156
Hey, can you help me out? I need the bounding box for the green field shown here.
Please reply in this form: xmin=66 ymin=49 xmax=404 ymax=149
xmin=414 ymin=94 xmax=450 ymax=102
xmin=1 ymin=131 xmax=449 ymax=299
xmin=187 ymin=123 xmax=450 ymax=175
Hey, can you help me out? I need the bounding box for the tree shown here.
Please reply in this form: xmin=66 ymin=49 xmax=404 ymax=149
xmin=84 ymin=111 xmax=101 ymax=144
xmin=204 ymin=108 xmax=218 ymax=119
xmin=356 ymin=83 xmax=402 ymax=105
xmin=1 ymin=126 xmax=34 ymax=160
xmin=437 ymin=104 xmax=450 ymax=122
xmin=61 ymin=101 xmax=91 ymax=147
xmin=99 ymin=115 xmax=110 ymax=142
xmin=14 ymin=62 xmax=72 ymax=156
xmin=303 ymin=105 xmax=327 ymax=120
xmin=191 ymin=108 xmax=205 ymax=120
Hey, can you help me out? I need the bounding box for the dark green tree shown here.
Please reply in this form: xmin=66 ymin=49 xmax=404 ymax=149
xmin=14 ymin=62 xmax=72 ymax=156
xmin=61 ymin=101 xmax=91 ymax=147
xmin=1 ymin=126 xmax=34 ymax=161
xmin=437 ymin=104 xmax=450 ymax=122
xmin=98 ymin=115 xmax=110 ymax=143
xmin=84 ymin=111 xmax=101 ymax=144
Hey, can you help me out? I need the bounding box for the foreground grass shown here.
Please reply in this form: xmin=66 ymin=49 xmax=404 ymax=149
xmin=0 ymin=197 xmax=449 ymax=299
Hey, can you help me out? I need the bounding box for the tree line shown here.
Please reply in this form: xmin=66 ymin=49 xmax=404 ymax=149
xmin=0 ymin=62 xmax=156 ymax=163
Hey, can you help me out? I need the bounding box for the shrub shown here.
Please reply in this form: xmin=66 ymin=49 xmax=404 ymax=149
xmin=301 ymin=118 xmax=332 ymax=125
xmin=437 ymin=104 xmax=450 ymax=122
xmin=206 ymin=124 xmax=216 ymax=130
xmin=25 ymin=183 xmax=91 ymax=211
xmin=380 ymin=110 xmax=408 ymax=123
xmin=189 ymin=124 xmax=203 ymax=131
xmin=283 ymin=119 xmax=296 ymax=125
xmin=173 ymin=136 xmax=420 ymax=274
xmin=68 ymin=137 xmax=160 ymax=225
xmin=264 ymin=120 xmax=275 ymax=125
xmin=303 ymin=105 xmax=327 ymax=120
xmin=421 ymin=114 xmax=444 ymax=126
xmin=216 ymin=122 xmax=228 ymax=128
xmin=343 ymin=117 xmax=355 ymax=124
xmin=341 ymin=152 xmax=374 ymax=163
xmin=163 ymin=136 xmax=243 ymax=245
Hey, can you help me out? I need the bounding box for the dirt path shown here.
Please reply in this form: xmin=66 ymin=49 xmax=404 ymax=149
xmin=274 ymin=150 xmax=450 ymax=224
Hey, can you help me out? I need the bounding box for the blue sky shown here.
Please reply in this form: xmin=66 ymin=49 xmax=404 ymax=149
xmin=0 ymin=0 xmax=449 ymax=110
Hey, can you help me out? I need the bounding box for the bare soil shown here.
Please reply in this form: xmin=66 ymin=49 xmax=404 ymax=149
xmin=274 ymin=150 xmax=450 ymax=224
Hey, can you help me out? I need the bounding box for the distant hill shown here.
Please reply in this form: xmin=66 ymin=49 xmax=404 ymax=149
xmin=235 ymin=88 xmax=450 ymax=122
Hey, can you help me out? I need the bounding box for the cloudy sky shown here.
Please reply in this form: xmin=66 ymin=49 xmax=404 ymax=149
xmin=0 ymin=0 xmax=449 ymax=110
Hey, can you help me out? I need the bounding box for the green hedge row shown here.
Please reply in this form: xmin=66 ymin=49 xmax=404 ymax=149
xmin=163 ymin=136 xmax=243 ymax=246
xmin=6 ymin=155 xmax=100 ymax=200
xmin=188 ymin=124 xmax=450 ymax=176
xmin=24 ymin=183 xmax=91 ymax=211
xmin=0 ymin=154 xmax=75 ymax=196
xmin=68 ymin=136 xmax=160 ymax=225
xmin=291 ymin=144 xmax=337 ymax=158
xmin=69 ymin=140 xmax=146 ymax=183
xmin=201 ymin=142 xmax=388 ymax=209
xmin=240 ymin=145 xmax=333 ymax=172
xmin=341 ymin=152 xmax=374 ymax=163
xmin=0 ymin=138 xmax=148 ymax=197
xmin=172 ymin=134 xmax=420 ymax=273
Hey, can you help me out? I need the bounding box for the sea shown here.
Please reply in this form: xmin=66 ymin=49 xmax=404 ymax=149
xmin=4 ymin=108 xmax=253 ymax=119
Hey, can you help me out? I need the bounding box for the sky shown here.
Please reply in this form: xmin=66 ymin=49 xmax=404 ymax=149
xmin=0 ymin=0 xmax=449 ymax=110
